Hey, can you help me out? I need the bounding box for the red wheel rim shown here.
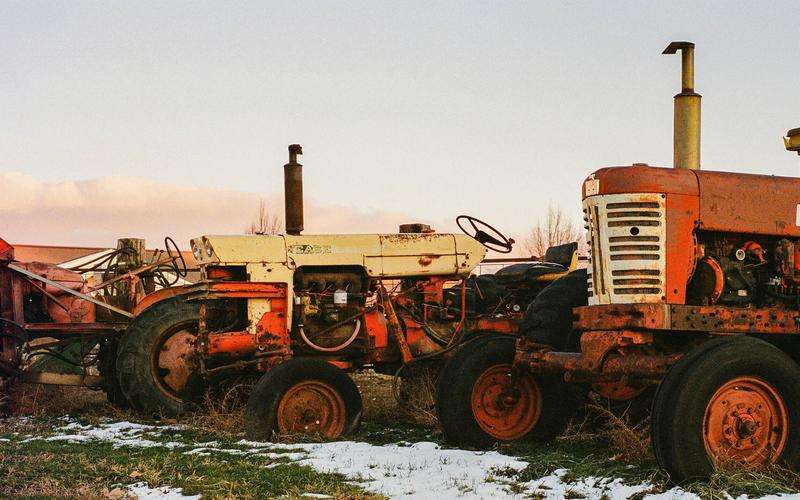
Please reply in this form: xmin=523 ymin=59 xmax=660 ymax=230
xmin=277 ymin=381 xmax=346 ymax=438
xmin=152 ymin=326 xmax=198 ymax=401
xmin=703 ymin=376 xmax=788 ymax=467
xmin=471 ymin=364 xmax=541 ymax=440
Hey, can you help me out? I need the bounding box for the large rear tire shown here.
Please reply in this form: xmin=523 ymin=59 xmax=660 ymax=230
xmin=244 ymin=358 xmax=362 ymax=441
xmin=652 ymin=336 xmax=800 ymax=483
xmin=116 ymin=297 xmax=209 ymax=417
xmin=436 ymin=335 xmax=578 ymax=447
xmin=520 ymin=268 xmax=587 ymax=350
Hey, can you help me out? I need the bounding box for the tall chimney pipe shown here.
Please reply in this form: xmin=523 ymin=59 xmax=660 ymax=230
xmin=284 ymin=144 xmax=304 ymax=235
xmin=663 ymin=41 xmax=701 ymax=170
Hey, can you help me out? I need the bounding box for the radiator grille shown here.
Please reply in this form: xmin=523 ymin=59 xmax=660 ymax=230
xmin=584 ymin=193 xmax=666 ymax=305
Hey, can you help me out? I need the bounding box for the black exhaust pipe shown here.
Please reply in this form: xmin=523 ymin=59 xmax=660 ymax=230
xmin=284 ymin=144 xmax=303 ymax=235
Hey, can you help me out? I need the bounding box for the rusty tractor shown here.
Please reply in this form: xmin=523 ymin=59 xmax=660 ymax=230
xmin=110 ymin=144 xmax=580 ymax=440
xmin=0 ymin=237 xmax=188 ymax=411
xmin=441 ymin=40 xmax=800 ymax=482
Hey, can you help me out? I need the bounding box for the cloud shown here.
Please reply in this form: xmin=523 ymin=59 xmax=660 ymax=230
xmin=0 ymin=172 xmax=428 ymax=248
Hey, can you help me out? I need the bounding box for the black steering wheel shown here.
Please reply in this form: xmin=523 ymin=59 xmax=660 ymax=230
xmin=456 ymin=215 xmax=515 ymax=254
xmin=164 ymin=236 xmax=188 ymax=278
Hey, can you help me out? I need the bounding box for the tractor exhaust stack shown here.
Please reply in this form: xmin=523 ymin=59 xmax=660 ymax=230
xmin=284 ymin=144 xmax=304 ymax=235
xmin=663 ymin=41 xmax=701 ymax=170
xmin=785 ymin=128 xmax=800 ymax=156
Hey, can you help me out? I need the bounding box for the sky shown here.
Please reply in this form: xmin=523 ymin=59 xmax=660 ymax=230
xmin=1 ymin=1 xmax=799 ymax=251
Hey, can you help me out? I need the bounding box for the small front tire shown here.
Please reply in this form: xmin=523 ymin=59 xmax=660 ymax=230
xmin=436 ymin=335 xmax=578 ymax=447
xmin=244 ymin=358 xmax=362 ymax=441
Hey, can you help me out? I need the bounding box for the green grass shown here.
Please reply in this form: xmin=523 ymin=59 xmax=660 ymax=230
xmin=0 ymin=422 xmax=379 ymax=499
xmin=4 ymin=379 xmax=800 ymax=498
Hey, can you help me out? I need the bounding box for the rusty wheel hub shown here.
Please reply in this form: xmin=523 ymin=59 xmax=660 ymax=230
xmin=471 ymin=364 xmax=541 ymax=440
xmin=703 ymin=376 xmax=788 ymax=466
xmin=277 ymin=381 xmax=345 ymax=437
xmin=156 ymin=329 xmax=197 ymax=398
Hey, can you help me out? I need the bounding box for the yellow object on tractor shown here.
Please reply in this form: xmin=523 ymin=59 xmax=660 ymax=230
xmin=115 ymin=145 xmax=579 ymax=440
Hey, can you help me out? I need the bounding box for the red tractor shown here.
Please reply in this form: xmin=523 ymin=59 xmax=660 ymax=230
xmin=0 ymin=237 xmax=188 ymax=411
xmin=440 ymin=41 xmax=800 ymax=482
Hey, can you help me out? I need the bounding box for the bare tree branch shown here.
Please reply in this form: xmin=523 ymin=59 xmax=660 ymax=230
xmin=245 ymin=199 xmax=283 ymax=235
xmin=523 ymin=204 xmax=582 ymax=259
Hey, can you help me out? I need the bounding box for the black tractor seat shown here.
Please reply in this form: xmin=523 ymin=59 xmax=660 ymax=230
xmin=494 ymin=242 xmax=577 ymax=284
xmin=495 ymin=261 xmax=567 ymax=283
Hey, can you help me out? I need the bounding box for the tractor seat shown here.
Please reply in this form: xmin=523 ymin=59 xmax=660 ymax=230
xmin=494 ymin=242 xmax=577 ymax=283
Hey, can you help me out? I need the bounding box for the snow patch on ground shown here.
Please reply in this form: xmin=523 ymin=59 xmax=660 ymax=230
xmin=286 ymin=440 xmax=528 ymax=498
xmin=125 ymin=482 xmax=200 ymax=499
xmin=8 ymin=417 xmax=800 ymax=499
xmin=521 ymin=469 xmax=698 ymax=500
xmin=25 ymin=420 xmax=185 ymax=449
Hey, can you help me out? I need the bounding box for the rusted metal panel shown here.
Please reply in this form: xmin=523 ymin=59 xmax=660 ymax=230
xmin=475 ymin=317 xmax=517 ymax=334
xmin=23 ymin=322 xmax=125 ymax=334
xmin=0 ymin=267 xmax=18 ymax=364
xmin=133 ymin=285 xmax=191 ymax=315
xmin=696 ymin=170 xmax=800 ymax=237
xmin=583 ymin=165 xmax=698 ymax=198
xmin=380 ymin=233 xmax=459 ymax=277
xmin=0 ymin=238 xmax=14 ymax=261
xmin=669 ymin=304 xmax=800 ymax=334
xmin=664 ymin=193 xmax=699 ymax=304
xmin=516 ymin=330 xmax=680 ymax=379
xmin=255 ymin=305 xmax=289 ymax=345
xmin=186 ymin=281 xmax=287 ymax=300
xmin=363 ymin=309 xmax=389 ymax=349
xmin=206 ymin=330 xmax=258 ymax=357
xmin=573 ymin=303 xmax=671 ymax=331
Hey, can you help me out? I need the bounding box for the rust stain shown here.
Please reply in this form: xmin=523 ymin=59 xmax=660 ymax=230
xmin=417 ymin=254 xmax=441 ymax=266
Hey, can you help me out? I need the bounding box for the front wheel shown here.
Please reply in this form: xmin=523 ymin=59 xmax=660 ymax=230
xmin=652 ymin=336 xmax=800 ymax=482
xmin=244 ymin=358 xmax=362 ymax=441
xmin=436 ymin=336 xmax=578 ymax=447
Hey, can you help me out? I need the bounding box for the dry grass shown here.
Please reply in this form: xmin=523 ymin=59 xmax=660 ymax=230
xmin=586 ymin=404 xmax=651 ymax=463
xmin=558 ymin=403 xmax=651 ymax=463
xmin=395 ymin=363 xmax=440 ymax=428
xmin=183 ymin=376 xmax=256 ymax=436
xmin=683 ymin=461 xmax=800 ymax=499
xmin=6 ymin=383 xmax=108 ymax=416
xmin=352 ymin=370 xmax=440 ymax=429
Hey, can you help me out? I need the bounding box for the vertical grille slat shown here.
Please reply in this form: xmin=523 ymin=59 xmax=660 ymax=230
xmin=583 ymin=194 xmax=666 ymax=305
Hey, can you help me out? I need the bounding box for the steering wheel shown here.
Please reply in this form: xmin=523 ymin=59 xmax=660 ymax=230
xmin=164 ymin=237 xmax=188 ymax=278
xmin=456 ymin=215 xmax=515 ymax=254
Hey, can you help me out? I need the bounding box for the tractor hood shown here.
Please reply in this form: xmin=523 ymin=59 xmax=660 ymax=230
xmin=190 ymin=233 xmax=487 ymax=278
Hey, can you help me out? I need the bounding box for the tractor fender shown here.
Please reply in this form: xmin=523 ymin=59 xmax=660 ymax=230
xmin=133 ymin=285 xmax=193 ymax=316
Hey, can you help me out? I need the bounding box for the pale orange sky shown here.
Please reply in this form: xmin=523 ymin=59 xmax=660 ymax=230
xmin=2 ymin=2 xmax=798 ymax=252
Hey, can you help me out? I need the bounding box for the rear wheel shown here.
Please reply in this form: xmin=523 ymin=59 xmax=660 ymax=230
xmin=117 ymin=298 xmax=209 ymax=417
xmin=652 ymin=336 xmax=800 ymax=482
xmin=436 ymin=335 xmax=578 ymax=447
xmin=244 ymin=358 xmax=362 ymax=441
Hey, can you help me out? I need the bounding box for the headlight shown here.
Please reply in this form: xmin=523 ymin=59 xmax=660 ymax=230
xmin=205 ymin=244 xmax=213 ymax=257
xmin=192 ymin=242 xmax=202 ymax=260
